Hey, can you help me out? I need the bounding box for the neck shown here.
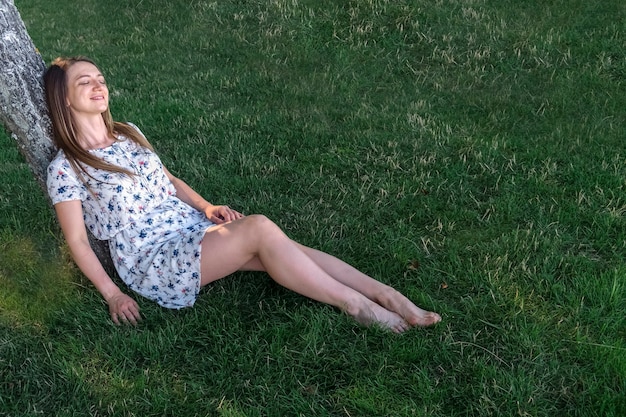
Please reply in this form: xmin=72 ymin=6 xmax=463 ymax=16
xmin=74 ymin=114 xmax=114 ymax=150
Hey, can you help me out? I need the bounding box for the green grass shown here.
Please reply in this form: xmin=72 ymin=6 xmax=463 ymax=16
xmin=1 ymin=0 xmax=625 ymax=415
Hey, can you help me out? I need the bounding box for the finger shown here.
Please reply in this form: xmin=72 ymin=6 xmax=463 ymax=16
xmin=132 ymin=312 xmax=142 ymax=325
xmin=111 ymin=312 xmax=121 ymax=326
xmin=127 ymin=307 xmax=142 ymax=325
xmin=124 ymin=313 xmax=137 ymax=326
xmin=118 ymin=304 xmax=139 ymax=325
xmin=221 ymin=208 xmax=233 ymax=219
xmin=210 ymin=215 xmax=225 ymax=224
xmin=227 ymin=209 xmax=242 ymax=221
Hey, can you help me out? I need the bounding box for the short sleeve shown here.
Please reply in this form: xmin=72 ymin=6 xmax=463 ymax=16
xmin=46 ymin=152 xmax=87 ymax=204
xmin=126 ymin=122 xmax=145 ymax=137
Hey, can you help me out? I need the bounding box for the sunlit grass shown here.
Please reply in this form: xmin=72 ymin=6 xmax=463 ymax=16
xmin=1 ymin=0 xmax=625 ymax=415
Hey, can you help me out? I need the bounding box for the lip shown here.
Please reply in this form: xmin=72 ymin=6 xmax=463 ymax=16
xmin=91 ymin=95 xmax=106 ymax=100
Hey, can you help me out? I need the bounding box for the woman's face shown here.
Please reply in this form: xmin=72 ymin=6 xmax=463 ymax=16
xmin=65 ymin=61 xmax=109 ymax=117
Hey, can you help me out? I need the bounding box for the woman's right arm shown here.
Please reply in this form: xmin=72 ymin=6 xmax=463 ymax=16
xmin=55 ymin=200 xmax=141 ymax=325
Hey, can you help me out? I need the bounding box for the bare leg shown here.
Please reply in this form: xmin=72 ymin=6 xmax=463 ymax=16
xmin=199 ymin=215 xmax=411 ymax=333
xmin=234 ymin=242 xmax=441 ymax=327
xmin=293 ymin=244 xmax=441 ymax=327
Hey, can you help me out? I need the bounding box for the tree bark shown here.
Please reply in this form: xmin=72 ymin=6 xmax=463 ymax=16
xmin=0 ymin=0 xmax=53 ymax=185
xmin=0 ymin=0 xmax=114 ymax=274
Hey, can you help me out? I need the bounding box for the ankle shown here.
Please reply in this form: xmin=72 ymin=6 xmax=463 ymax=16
xmin=340 ymin=295 xmax=366 ymax=319
xmin=374 ymin=286 xmax=398 ymax=305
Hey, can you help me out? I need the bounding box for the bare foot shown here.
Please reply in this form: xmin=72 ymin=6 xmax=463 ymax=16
xmin=350 ymin=301 xmax=410 ymax=334
xmin=376 ymin=288 xmax=441 ymax=327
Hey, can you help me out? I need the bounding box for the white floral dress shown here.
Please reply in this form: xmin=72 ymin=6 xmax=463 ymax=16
xmin=46 ymin=128 xmax=216 ymax=309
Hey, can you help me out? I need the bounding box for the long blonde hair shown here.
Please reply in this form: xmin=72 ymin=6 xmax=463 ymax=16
xmin=43 ymin=56 xmax=153 ymax=180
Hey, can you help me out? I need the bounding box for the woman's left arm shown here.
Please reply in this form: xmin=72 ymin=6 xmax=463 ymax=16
xmin=163 ymin=167 xmax=243 ymax=224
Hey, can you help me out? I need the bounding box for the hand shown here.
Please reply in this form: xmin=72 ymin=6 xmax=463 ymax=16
xmin=204 ymin=205 xmax=244 ymax=224
xmin=107 ymin=292 xmax=141 ymax=326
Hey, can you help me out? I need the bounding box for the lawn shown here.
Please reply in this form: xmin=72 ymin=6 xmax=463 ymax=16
xmin=1 ymin=0 xmax=625 ymax=416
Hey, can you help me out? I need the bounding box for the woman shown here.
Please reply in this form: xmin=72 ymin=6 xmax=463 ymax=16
xmin=44 ymin=56 xmax=441 ymax=333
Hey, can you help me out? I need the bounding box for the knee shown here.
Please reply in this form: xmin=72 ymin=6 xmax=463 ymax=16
xmin=245 ymin=214 xmax=281 ymax=235
xmin=246 ymin=214 xmax=288 ymax=243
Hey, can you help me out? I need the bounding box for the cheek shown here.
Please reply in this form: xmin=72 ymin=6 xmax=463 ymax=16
xmin=65 ymin=88 xmax=79 ymax=107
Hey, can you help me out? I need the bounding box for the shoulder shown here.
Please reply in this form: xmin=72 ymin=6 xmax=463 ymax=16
xmin=47 ymin=150 xmax=72 ymax=175
xmin=118 ymin=121 xmax=146 ymax=139
xmin=46 ymin=150 xmax=80 ymax=188
xmin=126 ymin=121 xmax=141 ymax=133
xmin=46 ymin=150 xmax=85 ymax=203
xmin=116 ymin=121 xmax=154 ymax=151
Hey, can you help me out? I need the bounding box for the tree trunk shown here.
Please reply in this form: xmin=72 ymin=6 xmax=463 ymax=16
xmin=0 ymin=0 xmax=114 ymax=274
xmin=0 ymin=0 xmax=53 ymax=185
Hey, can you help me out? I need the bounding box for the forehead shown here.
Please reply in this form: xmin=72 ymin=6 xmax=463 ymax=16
xmin=66 ymin=61 xmax=103 ymax=80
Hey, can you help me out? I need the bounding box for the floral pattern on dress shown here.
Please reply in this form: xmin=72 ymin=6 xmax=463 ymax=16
xmin=46 ymin=129 xmax=215 ymax=309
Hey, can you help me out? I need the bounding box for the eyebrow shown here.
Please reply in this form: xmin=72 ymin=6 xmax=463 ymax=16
xmin=74 ymin=73 xmax=105 ymax=81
